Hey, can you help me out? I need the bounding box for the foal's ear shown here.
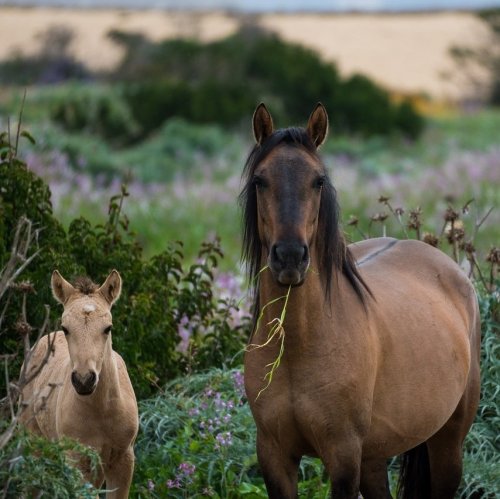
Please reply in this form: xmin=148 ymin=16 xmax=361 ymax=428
xmin=306 ymin=102 xmax=329 ymax=148
xmin=252 ymin=103 xmax=274 ymax=145
xmin=51 ymin=270 xmax=76 ymax=305
xmin=98 ymin=270 xmax=122 ymax=306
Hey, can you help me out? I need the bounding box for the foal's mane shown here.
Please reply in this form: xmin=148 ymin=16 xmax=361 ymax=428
xmin=239 ymin=127 xmax=371 ymax=311
xmin=72 ymin=277 xmax=98 ymax=295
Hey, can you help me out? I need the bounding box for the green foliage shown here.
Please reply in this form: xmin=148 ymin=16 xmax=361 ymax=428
xmin=119 ymin=118 xmax=245 ymax=183
xmin=0 ymin=123 xmax=251 ymax=400
xmin=132 ymin=369 xmax=330 ymax=498
xmin=111 ymin=28 xmax=423 ymax=138
xmin=461 ymin=286 xmax=500 ymax=497
xmin=0 ymin=425 xmax=102 ymax=498
xmin=49 ymin=84 xmax=140 ymax=145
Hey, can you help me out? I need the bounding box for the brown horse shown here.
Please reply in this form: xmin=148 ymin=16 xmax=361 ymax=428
xmin=241 ymin=103 xmax=481 ymax=499
xmin=20 ymin=270 xmax=138 ymax=499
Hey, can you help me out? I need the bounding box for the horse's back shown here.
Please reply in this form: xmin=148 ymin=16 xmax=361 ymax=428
xmin=348 ymin=238 xmax=480 ymax=457
xmin=351 ymin=237 xmax=478 ymax=327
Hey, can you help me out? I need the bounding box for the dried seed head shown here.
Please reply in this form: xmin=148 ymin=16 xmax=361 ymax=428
xmin=423 ymin=233 xmax=439 ymax=247
xmin=370 ymin=212 xmax=388 ymax=223
xmin=444 ymin=207 xmax=460 ymax=223
xmin=462 ymin=241 xmax=476 ymax=255
xmin=407 ymin=207 xmax=422 ymax=230
xmin=378 ymin=195 xmax=390 ymax=204
xmin=15 ymin=320 xmax=32 ymax=337
xmin=394 ymin=207 xmax=405 ymax=216
xmin=486 ymin=247 xmax=500 ymax=265
xmin=347 ymin=215 xmax=359 ymax=227
xmin=10 ymin=281 xmax=35 ymax=294
xmin=446 ymin=227 xmax=465 ymax=245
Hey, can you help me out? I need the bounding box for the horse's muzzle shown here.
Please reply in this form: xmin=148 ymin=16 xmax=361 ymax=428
xmin=71 ymin=370 xmax=97 ymax=396
xmin=269 ymin=242 xmax=309 ymax=286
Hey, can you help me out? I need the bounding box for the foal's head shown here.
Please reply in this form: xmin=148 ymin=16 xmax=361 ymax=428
xmin=241 ymin=103 xmax=368 ymax=301
xmin=51 ymin=270 xmax=122 ymax=396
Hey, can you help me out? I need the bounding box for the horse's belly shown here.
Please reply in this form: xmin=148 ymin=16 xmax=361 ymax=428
xmin=363 ymin=326 xmax=471 ymax=458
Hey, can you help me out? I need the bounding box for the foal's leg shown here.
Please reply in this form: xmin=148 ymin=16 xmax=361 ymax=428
xmin=257 ymin=432 xmax=300 ymax=499
xmin=104 ymin=447 xmax=135 ymax=499
xmin=359 ymin=458 xmax=392 ymax=499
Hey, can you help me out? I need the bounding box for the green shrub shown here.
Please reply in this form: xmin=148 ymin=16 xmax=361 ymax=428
xmin=132 ymin=369 xmax=330 ymax=498
xmin=49 ymin=84 xmax=140 ymax=144
xmin=0 ymin=121 xmax=250 ymax=401
xmin=112 ymin=28 xmax=423 ymax=138
xmin=0 ymin=426 xmax=102 ymax=498
xmin=460 ymin=286 xmax=500 ymax=497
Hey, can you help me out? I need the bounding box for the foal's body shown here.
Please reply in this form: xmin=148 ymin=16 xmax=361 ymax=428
xmin=20 ymin=271 xmax=138 ymax=499
xmin=246 ymin=238 xmax=480 ymax=498
xmin=242 ymin=103 xmax=480 ymax=498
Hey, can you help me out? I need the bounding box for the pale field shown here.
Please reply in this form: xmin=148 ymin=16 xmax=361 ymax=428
xmin=0 ymin=7 xmax=491 ymax=99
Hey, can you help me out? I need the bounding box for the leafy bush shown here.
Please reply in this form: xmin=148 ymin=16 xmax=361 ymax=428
xmin=132 ymin=369 xmax=330 ymax=498
xmin=49 ymin=84 xmax=140 ymax=144
xmin=460 ymin=287 xmax=500 ymax=497
xmin=0 ymin=425 xmax=102 ymax=498
xmin=0 ymin=120 xmax=251 ymax=401
xmin=112 ymin=28 xmax=423 ymax=138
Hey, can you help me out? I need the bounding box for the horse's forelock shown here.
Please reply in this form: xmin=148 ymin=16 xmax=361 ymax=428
xmin=72 ymin=277 xmax=98 ymax=295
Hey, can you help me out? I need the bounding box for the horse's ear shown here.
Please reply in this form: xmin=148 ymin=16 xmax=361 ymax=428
xmin=307 ymin=102 xmax=329 ymax=148
xmin=98 ymin=270 xmax=122 ymax=306
xmin=51 ymin=270 xmax=75 ymax=305
xmin=252 ymin=103 xmax=274 ymax=145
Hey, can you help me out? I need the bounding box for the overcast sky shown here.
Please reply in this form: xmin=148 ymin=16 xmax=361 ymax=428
xmin=1 ymin=0 xmax=500 ymax=11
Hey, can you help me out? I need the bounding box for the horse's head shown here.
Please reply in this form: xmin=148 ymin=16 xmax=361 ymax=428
xmin=242 ymin=103 xmax=339 ymax=289
xmin=51 ymin=270 xmax=122 ymax=396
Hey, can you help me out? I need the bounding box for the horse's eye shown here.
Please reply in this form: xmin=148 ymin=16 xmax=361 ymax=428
xmin=314 ymin=177 xmax=325 ymax=189
xmin=103 ymin=326 xmax=112 ymax=335
xmin=253 ymin=176 xmax=267 ymax=189
xmin=61 ymin=326 xmax=69 ymax=336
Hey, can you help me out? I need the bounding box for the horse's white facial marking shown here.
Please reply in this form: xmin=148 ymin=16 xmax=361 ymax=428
xmin=83 ymin=303 xmax=96 ymax=314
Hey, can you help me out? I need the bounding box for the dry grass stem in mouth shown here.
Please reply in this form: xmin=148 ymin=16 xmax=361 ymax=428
xmin=245 ymin=285 xmax=292 ymax=400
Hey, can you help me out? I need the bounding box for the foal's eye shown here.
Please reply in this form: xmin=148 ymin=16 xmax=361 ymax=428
xmin=314 ymin=177 xmax=326 ymax=189
xmin=61 ymin=326 xmax=69 ymax=336
xmin=103 ymin=326 xmax=112 ymax=335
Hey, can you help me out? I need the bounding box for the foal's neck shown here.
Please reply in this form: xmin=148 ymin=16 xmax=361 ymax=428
xmin=80 ymin=340 xmax=121 ymax=405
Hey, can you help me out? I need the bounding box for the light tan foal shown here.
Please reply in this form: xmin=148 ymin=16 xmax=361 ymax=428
xmin=20 ymin=270 xmax=138 ymax=498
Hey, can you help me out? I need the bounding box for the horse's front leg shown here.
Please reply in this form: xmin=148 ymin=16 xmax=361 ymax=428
xmin=360 ymin=458 xmax=392 ymax=499
xmin=257 ymin=431 xmax=300 ymax=499
xmin=322 ymin=438 xmax=363 ymax=499
xmin=104 ymin=447 xmax=134 ymax=499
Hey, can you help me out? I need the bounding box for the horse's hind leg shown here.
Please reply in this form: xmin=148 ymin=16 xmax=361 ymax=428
xmin=426 ymin=357 xmax=480 ymax=499
xmin=257 ymin=432 xmax=300 ymax=499
xmin=360 ymin=458 xmax=392 ymax=499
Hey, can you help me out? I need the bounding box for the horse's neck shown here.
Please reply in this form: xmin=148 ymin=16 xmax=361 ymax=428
xmin=257 ymin=269 xmax=329 ymax=348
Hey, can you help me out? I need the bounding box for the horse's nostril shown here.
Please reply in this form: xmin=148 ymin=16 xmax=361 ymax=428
xmin=71 ymin=371 xmax=78 ymax=386
xmin=302 ymin=245 xmax=309 ymax=262
xmin=88 ymin=371 xmax=97 ymax=386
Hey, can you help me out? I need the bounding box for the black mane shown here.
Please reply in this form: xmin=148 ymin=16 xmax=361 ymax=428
xmin=239 ymin=126 xmax=371 ymax=309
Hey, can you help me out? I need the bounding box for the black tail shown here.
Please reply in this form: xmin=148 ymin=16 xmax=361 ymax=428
xmin=397 ymin=443 xmax=431 ymax=499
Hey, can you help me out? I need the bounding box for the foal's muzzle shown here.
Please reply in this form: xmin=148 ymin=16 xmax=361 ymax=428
xmin=269 ymin=242 xmax=309 ymax=286
xmin=71 ymin=370 xmax=97 ymax=395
